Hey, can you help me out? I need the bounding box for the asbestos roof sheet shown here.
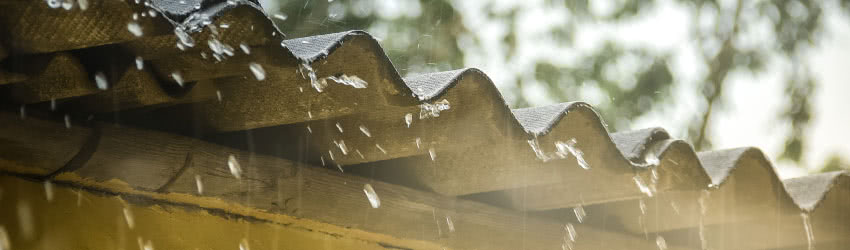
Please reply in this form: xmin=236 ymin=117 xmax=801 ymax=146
xmin=0 ymin=1 xmax=848 ymax=250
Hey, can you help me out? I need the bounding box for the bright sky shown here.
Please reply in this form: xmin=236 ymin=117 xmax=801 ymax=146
xmin=261 ymin=0 xmax=850 ymax=178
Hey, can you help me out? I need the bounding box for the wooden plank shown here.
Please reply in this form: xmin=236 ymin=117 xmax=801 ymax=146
xmin=0 ymin=112 xmax=690 ymax=250
xmin=0 ymin=111 xmax=91 ymax=176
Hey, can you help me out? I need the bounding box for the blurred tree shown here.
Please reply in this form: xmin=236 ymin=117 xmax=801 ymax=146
xmin=268 ymin=0 xmax=850 ymax=168
xmin=818 ymin=153 xmax=849 ymax=172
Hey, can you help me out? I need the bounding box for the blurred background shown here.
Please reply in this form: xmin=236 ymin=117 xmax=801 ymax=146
xmin=259 ymin=0 xmax=850 ymax=178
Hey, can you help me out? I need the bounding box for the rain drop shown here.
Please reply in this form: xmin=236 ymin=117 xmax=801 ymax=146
xmin=633 ymin=175 xmax=654 ymax=197
xmin=336 ymin=122 xmax=344 ymax=133
xmin=78 ymin=0 xmax=88 ymax=10
xmin=240 ymin=43 xmax=251 ymax=54
xmin=428 ymin=148 xmax=436 ymax=161
xmin=174 ymin=27 xmax=195 ymax=47
xmin=239 ymin=239 xmax=250 ymax=250
xmin=44 ymin=181 xmax=54 ymax=202
xmin=16 ymin=202 xmax=34 ymax=239
xmin=363 ymin=184 xmax=380 ymax=208
xmin=375 ymin=144 xmax=387 ymax=154
xmin=19 ymin=105 xmax=25 ymax=119
xmin=555 ymin=138 xmax=590 ymax=169
xmin=273 ymin=13 xmax=288 ymax=21
xmin=171 ymin=72 xmax=185 ymax=87
xmin=135 ymin=56 xmax=144 ymax=70
xmin=446 ymin=216 xmax=455 ymax=232
xmin=227 ymin=154 xmax=242 ymax=179
xmin=127 ymin=22 xmax=143 ymax=37
xmin=123 ymin=207 xmax=135 ymax=229
xmin=415 ymin=138 xmax=421 ymax=149
xmin=248 ymin=63 xmax=266 ymax=81
xmin=0 ymin=226 xmax=9 ymax=250
xmin=573 ymin=205 xmax=586 ymax=223
xmin=801 ymin=213 xmax=814 ymax=250
xmin=404 ymin=113 xmax=413 ymax=128
xmin=194 ymin=175 xmax=204 ymax=195
xmin=64 ymin=114 xmax=71 ymax=129
xmin=359 ymin=125 xmax=371 ymax=137
xmin=95 ymin=72 xmax=108 ymax=90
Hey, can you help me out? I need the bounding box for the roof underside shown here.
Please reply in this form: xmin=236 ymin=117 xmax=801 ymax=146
xmin=0 ymin=1 xmax=848 ymax=250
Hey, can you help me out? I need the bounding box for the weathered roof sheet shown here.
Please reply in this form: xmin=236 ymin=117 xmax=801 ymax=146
xmin=1 ymin=1 xmax=848 ymax=249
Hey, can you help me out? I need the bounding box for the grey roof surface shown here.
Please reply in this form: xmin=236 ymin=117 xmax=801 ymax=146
xmin=0 ymin=1 xmax=848 ymax=249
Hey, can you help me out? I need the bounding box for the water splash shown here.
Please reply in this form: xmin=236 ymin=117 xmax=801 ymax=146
xmin=46 ymin=0 xmax=61 ymax=8
xmin=573 ymin=205 xmax=586 ymax=223
xmin=801 ymin=212 xmax=814 ymax=250
xmin=359 ymin=125 xmax=371 ymax=137
xmin=135 ymin=56 xmax=144 ymax=70
xmin=95 ymin=72 xmax=108 ymax=90
xmin=527 ymin=138 xmax=550 ymax=161
xmin=298 ymin=63 xmax=323 ymax=92
xmin=248 ymin=63 xmax=266 ymax=81
xmin=127 ymin=22 xmax=143 ymax=37
xmin=174 ymin=27 xmax=195 ymax=48
xmin=19 ymin=105 xmax=25 ymax=119
xmin=194 ymin=174 xmax=204 ymax=195
xmin=123 ymin=207 xmax=135 ymax=229
xmin=419 ymin=99 xmax=451 ymax=119
xmin=227 ymin=154 xmax=243 ymax=179
xmin=328 ymin=75 xmax=368 ymax=89
xmin=363 ymin=184 xmax=380 ymax=208
xmin=328 ymin=150 xmax=335 ymax=161
xmin=555 ymin=138 xmax=590 ymax=169
xmin=656 ymin=235 xmax=667 ymax=250
xmin=43 ymin=180 xmax=54 ymax=202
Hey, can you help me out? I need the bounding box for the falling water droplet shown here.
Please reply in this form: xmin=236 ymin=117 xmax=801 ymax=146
xmin=565 ymin=223 xmax=577 ymax=242
xmin=698 ymin=189 xmax=711 ymax=250
xmin=355 ymin=149 xmax=364 ymax=159
xmin=375 ymin=144 xmax=387 ymax=154
xmin=446 ymin=216 xmax=455 ymax=232
xmin=127 ymin=22 xmax=143 ymax=37
xmin=0 ymin=226 xmax=10 ymax=250
xmin=415 ymin=138 xmax=421 ymax=149
xmin=306 ymin=125 xmax=312 ymax=134
xmin=404 ymin=113 xmax=413 ymax=128
xmin=573 ymin=205 xmax=586 ymax=223
xmin=95 ymin=72 xmax=108 ymax=90
xmin=359 ymin=125 xmax=371 ymax=137
xmin=656 ymin=235 xmax=667 ymax=250
xmin=527 ymin=138 xmax=549 ymax=161
xmin=319 ymin=156 xmax=326 ymax=166
xmin=336 ymin=122 xmax=344 ymax=133
xmin=194 ymin=175 xmax=204 ymax=195
xmin=363 ymin=184 xmax=380 ymax=208
xmin=64 ymin=114 xmax=71 ymax=129
xmin=633 ymin=175 xmax=654 ymax=197
xmin=44 ymin=181 xmax=54 ymax=202
xmin=19 ymin=105 xmax=26 ymax=119
xmin=216 ymin=90 xmax=222 ymax=102
xmin=171 ymin=72 xmax=184 ymax=87
xmin=328 ymin=150 xmax=335 ymax=161
xmin=227 ymin=154 xmax=242 ymax=179
xmin=174 ymin=27 xmax=195 ymax=48
xmin=335 ymin=140 xmax=349 ymax=155
xmin=46 ymin=0 xmax=61 ymax=8
xmin=135 ymin=56 xmax=144 ymax=70
xmin=123 ymin=207 xmax=135 ymax=229
xmin=17 ymin=202 xmax=34 ymax=239
xmin=238 ymin=239 xmax=250 ymax=250
xmin=50 ymin=98 xmax=56 ymax=111
xmin=336 ymin=164 xmax=344 ymax=172
xmin=248 ymin=63 xmax=265 ymax=81
xmin=801 ymin=212 xmax=814 ymax=250
xmin=61 ymin=0 xmax=72 ymax=10
xmin=639 ymin=199 xmax=647 ymax=214
xmin=240 ymin=43 xmax=251 ymax=54
xmin=307 ymin=111 xmax=313 ymax=119
xmin=273 ymin=13 xmax=288 ymax=21
xmin=428 ymin=148 xmax=436 ymax=161
xmin=143 ymin=239 xmax=154 ymax=250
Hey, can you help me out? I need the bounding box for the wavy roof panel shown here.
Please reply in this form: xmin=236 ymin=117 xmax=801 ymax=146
xmin=0 ymin=1 xmax=848 ymax=249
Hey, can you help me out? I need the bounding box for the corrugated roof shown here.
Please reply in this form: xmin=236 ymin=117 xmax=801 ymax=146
xmin=0 ymin=1 xmax=848 ymax=249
